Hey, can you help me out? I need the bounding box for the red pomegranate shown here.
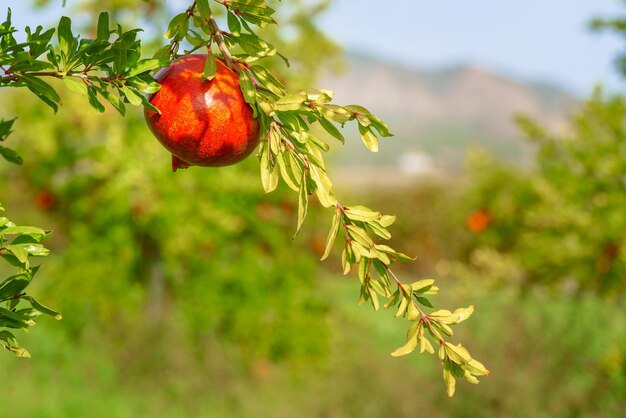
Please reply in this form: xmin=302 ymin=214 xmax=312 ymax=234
xmin=466 ymin=210 xmax=491 ymax=233
xmin=144 ymin=54 xmax=260 ymax=171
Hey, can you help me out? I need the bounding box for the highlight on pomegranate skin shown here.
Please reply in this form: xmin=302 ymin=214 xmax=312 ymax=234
xmin=144 ymin=54 xmax=260 ymax=171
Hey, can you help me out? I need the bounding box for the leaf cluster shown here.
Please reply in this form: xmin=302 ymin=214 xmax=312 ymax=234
xmin=0 ymin=204 xmax=60 ymax=357
xmin=0 ymin=118 xmax=21 ymax=165
xmin=0 ymin=9 xmax=165 ymax=117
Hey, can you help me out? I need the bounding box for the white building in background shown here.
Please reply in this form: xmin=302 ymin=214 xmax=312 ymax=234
xmin=398 ymin=151 xmax=436 ymax=176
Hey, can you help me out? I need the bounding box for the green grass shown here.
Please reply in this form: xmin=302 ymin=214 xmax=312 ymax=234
xmin=1 ymin=279 xmax=625 ymax=418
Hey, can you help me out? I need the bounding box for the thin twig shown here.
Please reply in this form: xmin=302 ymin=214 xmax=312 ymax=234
xmin=207 ymin=16 xmax=240 ymax=74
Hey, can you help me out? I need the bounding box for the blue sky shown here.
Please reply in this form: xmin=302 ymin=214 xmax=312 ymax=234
xmin=5 ymin=0 xmax=625 ymax=95
xmin=318 ymin=0 xmax=625 ymax=95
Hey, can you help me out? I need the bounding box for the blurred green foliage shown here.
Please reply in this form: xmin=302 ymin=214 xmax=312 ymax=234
xmin=1 ymin=283 xmax=624 ymax=418
xmin=1 ymin=73 xmax=330 ymax=366
xmin=456 ymin=90 xmax=626 ymax=296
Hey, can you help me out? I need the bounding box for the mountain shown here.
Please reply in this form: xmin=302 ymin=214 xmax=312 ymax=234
xmin=320 ymin=52 xmax=578 ymax=186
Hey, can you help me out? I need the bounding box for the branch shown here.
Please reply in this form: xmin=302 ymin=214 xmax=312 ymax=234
xmin=0 ymin=71 xmax=91 ymax=84
xmin=208 ymin=15 xmax=240 ymax=74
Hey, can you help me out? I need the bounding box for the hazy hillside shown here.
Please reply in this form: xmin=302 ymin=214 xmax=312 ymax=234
xmin=321 ymin=52 xmax=578 ymax=185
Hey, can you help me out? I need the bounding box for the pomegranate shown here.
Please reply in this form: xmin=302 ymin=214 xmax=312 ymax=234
xmin=144 ymin=54 xmax=260 ymax=171
xmin=466 ymin=210 xmax=491 ymax=233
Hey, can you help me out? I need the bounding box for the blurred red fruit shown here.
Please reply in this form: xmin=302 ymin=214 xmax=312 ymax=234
xmin=466 ymin=210 xmax=490 ymax=233
xmin=34 ymin=191 xmax=56 ymax=211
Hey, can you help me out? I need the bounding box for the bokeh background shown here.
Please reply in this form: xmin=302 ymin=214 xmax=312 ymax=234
xmin=2 ymin=0 xmax=626 ymax=417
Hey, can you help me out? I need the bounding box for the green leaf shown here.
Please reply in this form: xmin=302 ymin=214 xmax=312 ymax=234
xmin=431 ymin=306 xmax=475 ymax=325
xmin=317 ymin=117 xmax=344 ymax=143
xmin=391 ymin=334 xmax=418 ymax=357
xmin=309 ymin=164 xmax=336 ymax=208
xmin=7 ymin=346 xmax=31 ymax=358
xmin=367 ymin=222 xmax=391 ymax=240
xmin=344 ymin=104 xmax=370 ymax=115
xmin=420 ymin=334 xmax=434 ymax=354
xmin=415 ymin=296 xmax=435 ymax=309
xmin=375 ymin=245 xmax=413 ymax=263
xmin=304 ymin=132 xmax=330 ymax=152
xmin=410 ymin=279 xmax=438 ymax=294
xmin=231 ymin=33 xmax=276 ymax=59
xmin=319 ymin=104 xmax=351 ymax=123
xmin=8 ymin=242 xmax=49 ymax=257
xmin=165 ymin=13 xmax=189 ymax=41
xmin=0 ymin=146 xmax=23 ymax=165
xmin=443 ymin=365 xmax=457 ymax=397
xmin=58 ymin=16 xmax=73 ymax=64
xmin=276 ymin=151 xmax=299 ymax=192
xmin=5 ymin=245 xmax=28 ymax=263
xmin=63 ymin=77 xmax=88 ymax=96
xmin=196 ymin=0 xmax=211 ymax=20
xmin=350 ymin=241 xmax=372 ymax=261
xmin=120 ymin=85 xmax=143 ymax=106
xmin=395 ymin=295 xmax=409 ymax=317
xmin=465 ymin=358 xmax=490 ymax=376
xmin=0 ymin=330 xmax=18 ymax=346
xmin=368 ymin=278 xmax=387 ymax=296
xmin=259 ymin=142 xmax=278 ymax=193
xmin=406 ymin=300 xmax=420 ymax=321
xmin=126 ymin=59 xmax=165 ymax=77
xmin=346 ymin=225 xmax=374 ymax=248
xmin=356 ymin=113 xmax=371 ymax=127
xmin=86 ymin=86 xmax=105 ymax=113
xmin=378 ymin=215 xmax=396 ymax=227
xmin=227 ymin=11 xmax=242 ymax=36
xmin=249 ymin=65 xmax=287 ymax=95
xmin=0 ymin=118 xmax=15 ymax=140
xmin=304 ymin=89 xmax=333 ymax=103
xmin=153 ymin=45 xmax=171 ymax=59
xmin=344 ymin=206 xmax=381 ymax=222
xmin=202 ymin=53 xmax=217 ymax=81
xmin=139 ymin=93 xmax=160 ymax=114
xmin=369 ymin=289 xmax=380 ymax=311
xmin=321 ymin=208 xmax=341 ymax=260
xmin=0 ymin=307 xmax=31 ymax=326
xmin=100 ymin=89 xmax=126 ymax=116
xmin=358 ymin=284 xmax=368 ymax=304
xmin=295 ymin=170 xmax=308 ymax=236
xmin=368 ymin=114 xmax=392 ymax=137
xmin=0 ymin=226 xmax=47 ymax=237
xmin=358 ymin=123 xmax=379 ymax=152
xmin=444 ymin=342 xmax=472 ymax=365
xmin=21 ymin=75 xmax=61 ymax=113
xmin=22 ymin=296 xmax=62 ymax=320
xmin=384 ymin=290 xmax=400 ymax=309
xmin=185 ymin=30 xmax=205 ymax=48
xmin=406 ymin=321 xmax=421 ymax=341
xmin=358 ymin=258 xmax=369 ymax=284
xmin=238 ymin=70 xmax=256 ymax=104
xmin=0 ymin=274 xmax=30 ymax=300
xmin=97 ymin=12 xmax=110 ymax=40
xmin=275 ymin=94 xmax=304 ymax=111
xmin=341 ymin=247 xmax=352 ymax=275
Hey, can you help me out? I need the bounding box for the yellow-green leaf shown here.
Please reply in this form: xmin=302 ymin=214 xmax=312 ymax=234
xmin=391 ymin=335 xmax=418 ymax=357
